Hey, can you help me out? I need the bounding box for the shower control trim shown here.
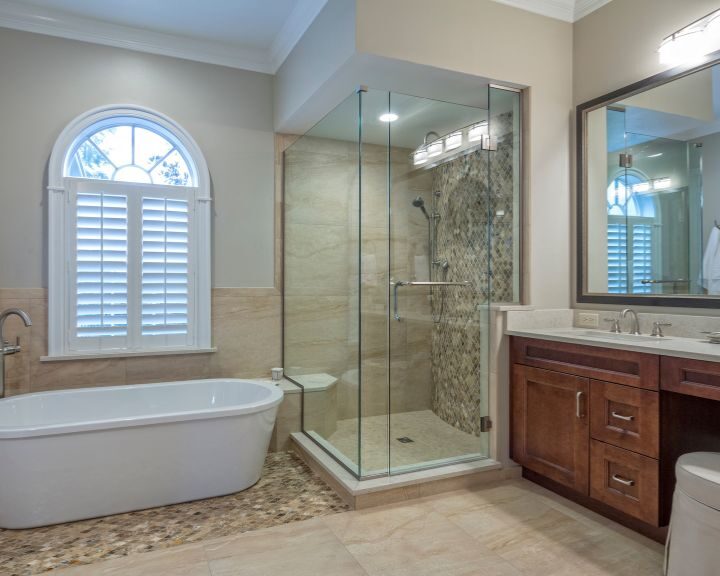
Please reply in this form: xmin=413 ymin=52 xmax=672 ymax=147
xmin=392 ymin=280 xmax=472 ymax=321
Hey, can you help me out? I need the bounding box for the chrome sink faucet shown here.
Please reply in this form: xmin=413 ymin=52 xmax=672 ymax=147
xmin=621 ymin=308 xmax=641 ymax=335
xmin=0 ymin=308 xmax=32 ymax=398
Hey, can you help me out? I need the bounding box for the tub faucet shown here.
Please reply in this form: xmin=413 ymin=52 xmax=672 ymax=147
xmin=621 ymin=308 xmax=641 ymax=335
xmin=0 ymin=308 xmax=32 ymax=398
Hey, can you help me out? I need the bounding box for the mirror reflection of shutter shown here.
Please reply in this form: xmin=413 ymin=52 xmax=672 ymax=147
xmin=631 ymin=223 xmax=653 ymax=294
xmin=75 ymin=192 xmax=129 ymax=338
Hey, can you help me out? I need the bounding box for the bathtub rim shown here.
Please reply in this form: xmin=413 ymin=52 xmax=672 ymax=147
xmin=0 ymin=378 xmax=283 ymax=440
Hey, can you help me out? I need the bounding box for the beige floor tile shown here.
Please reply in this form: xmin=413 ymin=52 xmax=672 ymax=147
xmin=205 ymin=518 xmax=367 ymax=576
xmin=324 ymin=502 xmax=520 ymax=576
xmin=52 ymin=545 xmax=210 ymax=575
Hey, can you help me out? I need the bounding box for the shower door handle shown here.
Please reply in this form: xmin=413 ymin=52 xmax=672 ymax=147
xmin=392 ymin=280 xmax=472 ymax=321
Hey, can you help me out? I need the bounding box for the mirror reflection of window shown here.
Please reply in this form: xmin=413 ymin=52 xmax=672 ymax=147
xmin=606 ymin=172 xmax=656 ymax=294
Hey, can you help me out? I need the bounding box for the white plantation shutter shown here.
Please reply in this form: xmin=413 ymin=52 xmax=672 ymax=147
xmin=141 ymin=197 xmax=190 ymax=340
xmin=66 ymin=179 xmax=197 ymax=353
xmin=75 ymin=192 xmax=129 ymax=339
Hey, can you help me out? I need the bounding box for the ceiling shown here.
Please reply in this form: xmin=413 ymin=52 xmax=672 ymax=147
xmin=0 ymin=0 xmax=612 ymax=74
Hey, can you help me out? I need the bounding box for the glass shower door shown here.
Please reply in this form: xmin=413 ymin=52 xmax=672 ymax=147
xmin=386 ymin=92 xmax=490 ymax=474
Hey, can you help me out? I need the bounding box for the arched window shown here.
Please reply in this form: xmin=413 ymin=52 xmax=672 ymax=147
xmin=606 ymin=171 xmax=657 ymax=295
xmin=47 ymin=106 xmax=211 ymax=358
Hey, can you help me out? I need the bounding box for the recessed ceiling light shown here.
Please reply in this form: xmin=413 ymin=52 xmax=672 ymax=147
xmin=379 ymin=113 xmax=399 ymax=122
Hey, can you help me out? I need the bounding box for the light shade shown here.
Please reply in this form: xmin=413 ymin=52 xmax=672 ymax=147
xmin=444 ymin=131 xmax=462 ymax=151
xmin=426 ymin=140 xmax=443 ymax=158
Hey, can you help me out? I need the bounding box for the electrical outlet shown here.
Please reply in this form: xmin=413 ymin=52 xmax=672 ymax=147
xmin=577 ymin=312 xmax=599 ymax=328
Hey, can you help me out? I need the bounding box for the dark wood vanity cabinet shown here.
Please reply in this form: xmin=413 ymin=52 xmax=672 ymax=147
xmin=511 ymin=365 xmax=589 ymax=493
xmin=511 ymin=337 xmax=661 ymax=529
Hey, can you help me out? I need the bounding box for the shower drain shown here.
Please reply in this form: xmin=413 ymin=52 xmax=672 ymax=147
xmin=396 ymin=436 xmax=415 ymax=444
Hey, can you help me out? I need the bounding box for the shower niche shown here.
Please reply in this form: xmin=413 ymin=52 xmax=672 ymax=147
xmin=283 ymin=86 xmax=522 ymax=478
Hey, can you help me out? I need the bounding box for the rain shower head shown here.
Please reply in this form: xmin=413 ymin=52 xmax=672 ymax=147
xmin=412 ymin=196 xmax=431 ymax=220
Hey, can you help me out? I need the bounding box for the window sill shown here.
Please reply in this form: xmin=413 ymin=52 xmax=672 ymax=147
xmin=40 ymin=347 xmax=217 ymax=362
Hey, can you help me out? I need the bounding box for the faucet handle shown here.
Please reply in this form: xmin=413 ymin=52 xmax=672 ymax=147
xmin=651 ymin=322 xmax=672 ymax=338
xmin=603 ymin=318 xmax=621 ymax=333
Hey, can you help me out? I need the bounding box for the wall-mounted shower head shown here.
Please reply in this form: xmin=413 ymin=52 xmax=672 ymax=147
xmin=412 ymin=196 xmax=431 ymax=220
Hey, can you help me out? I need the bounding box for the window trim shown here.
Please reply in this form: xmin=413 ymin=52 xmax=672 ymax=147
xmin=48 ymin=105 xmax=212 ymax=358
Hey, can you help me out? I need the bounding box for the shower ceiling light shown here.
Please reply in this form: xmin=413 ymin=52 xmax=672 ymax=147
xmin=379 ymin=113 xmax=399 ymax=122
xmin=659 ymin=8 xmax=720 ymax=66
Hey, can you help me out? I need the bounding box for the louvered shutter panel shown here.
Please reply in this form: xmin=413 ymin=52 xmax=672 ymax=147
xmin=141 ymin=197 xmax=189 ymax=336
xmin=607 ymin=222 xmax=628 ymax=293
xmin=75 ymin=192 xmax=129 ymax=338
xmin=631 ymin=224 xmax=653 ymax=293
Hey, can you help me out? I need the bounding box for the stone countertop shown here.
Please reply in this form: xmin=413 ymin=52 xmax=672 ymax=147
xmin=505 ymin=326 xmax=720 ymax=363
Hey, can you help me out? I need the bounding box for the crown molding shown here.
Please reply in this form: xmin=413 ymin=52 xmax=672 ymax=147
xmin=0 ymin=0 xmax=281 ymax=73
xmin=574 ymin=0 xmax=613 ymax=21
xmin=490 ymin=0 xmax=612 ymax=22
xmin=270 ymin=0 xmax=328 ymax=72
xmin=491 ymin=0 xmax=575 ymax=22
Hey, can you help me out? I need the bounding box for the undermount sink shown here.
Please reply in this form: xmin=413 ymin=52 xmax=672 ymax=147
xmin=555 ymin=329 xmax=672 ymax=342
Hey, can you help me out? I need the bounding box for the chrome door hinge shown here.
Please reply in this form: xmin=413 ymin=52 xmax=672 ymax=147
xmin=619 ymin=153 xmax=633 ymax=168
xmin=480 ymin=416 xmax=493 ymax=432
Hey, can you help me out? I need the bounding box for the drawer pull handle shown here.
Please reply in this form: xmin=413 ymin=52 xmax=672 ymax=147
xmin=611 ymin=474 xmax=635 ymax=487
xmin=576 ymin=391 xmax=585 ymax=418
xmin=611 ymin=411 xmax=634 ymax=422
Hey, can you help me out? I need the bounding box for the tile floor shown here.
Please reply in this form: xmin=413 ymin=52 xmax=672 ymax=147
xmin=324 ymin=410 xmax=483 ymax=473
xmin=51 ymin=477 xmax=665 ymax=576
xmin=0 ymin=452 xmax=348 ymax=576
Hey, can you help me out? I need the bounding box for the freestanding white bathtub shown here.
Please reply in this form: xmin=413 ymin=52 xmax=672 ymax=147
xmin=0 ymin=378 xmax=283 ymax=529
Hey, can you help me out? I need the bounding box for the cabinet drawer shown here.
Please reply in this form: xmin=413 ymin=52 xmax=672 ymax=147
xmin=512 ymin=337 xmax=658 ymax=390
xmin=590 ymin=440 xmax=659 ymax=525
xmin=661 ymin=356 xmax=720 ymax=401
xmin=590 ymin=381 xmax=659 ymax=458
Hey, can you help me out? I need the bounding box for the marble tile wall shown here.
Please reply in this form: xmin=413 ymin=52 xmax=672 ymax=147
xmin=283 ymin=134 xmax=434 ymax=441
xmin=0 ymin=287 xmax=282 ymax=396
xmin=430 ymin=112 xmax=518 ymax=437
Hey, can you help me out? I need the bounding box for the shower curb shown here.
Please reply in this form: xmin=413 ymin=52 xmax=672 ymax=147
xmin=290 ymin=432 xmax=520 ymax=509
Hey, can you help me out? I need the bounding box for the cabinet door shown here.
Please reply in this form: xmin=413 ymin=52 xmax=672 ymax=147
xmin=512 ymin=364 xmax=590 ymax=493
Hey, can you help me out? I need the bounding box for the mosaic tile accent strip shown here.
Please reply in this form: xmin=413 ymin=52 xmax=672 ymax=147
xmin=430 ymin=112 xmax=517 ymax=436
xmin=0 ymin=451 xmax=348 ymax=576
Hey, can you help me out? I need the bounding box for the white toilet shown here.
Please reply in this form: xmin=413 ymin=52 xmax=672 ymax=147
xmin=665 ymin=452 xmax=720 ymax=576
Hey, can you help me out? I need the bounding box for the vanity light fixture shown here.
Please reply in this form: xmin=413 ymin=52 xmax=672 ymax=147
xmin=412 ymin=149 xmax=428 ymax=166
xmin=653 ymin=177 xmax=672 ymax=190
xmin=379 ymin=113 xmax=399 ymax=122
xmin=659 ymin=8 xmax=720 ymax=66
xmin=468 ymin=122 xmax=487 ymax=142
xmin=426 ymin=140 xmax=443 ymax=158
xmin=444 ymin=131 xmax=462 ymax=151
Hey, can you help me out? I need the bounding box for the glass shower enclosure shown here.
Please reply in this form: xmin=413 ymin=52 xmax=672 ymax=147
xmin=283 ymin=86 xmax=521 ymax=478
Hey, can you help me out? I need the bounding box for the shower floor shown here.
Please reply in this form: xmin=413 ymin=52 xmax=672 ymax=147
xmin=318 ymin=409 xmax=484 ymax=475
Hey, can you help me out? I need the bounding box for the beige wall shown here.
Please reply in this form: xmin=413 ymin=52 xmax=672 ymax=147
xmin=355 ymin=0 xmax=574 ymax=308
xmin=0 ymin=28 xmax=276 ymax=289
